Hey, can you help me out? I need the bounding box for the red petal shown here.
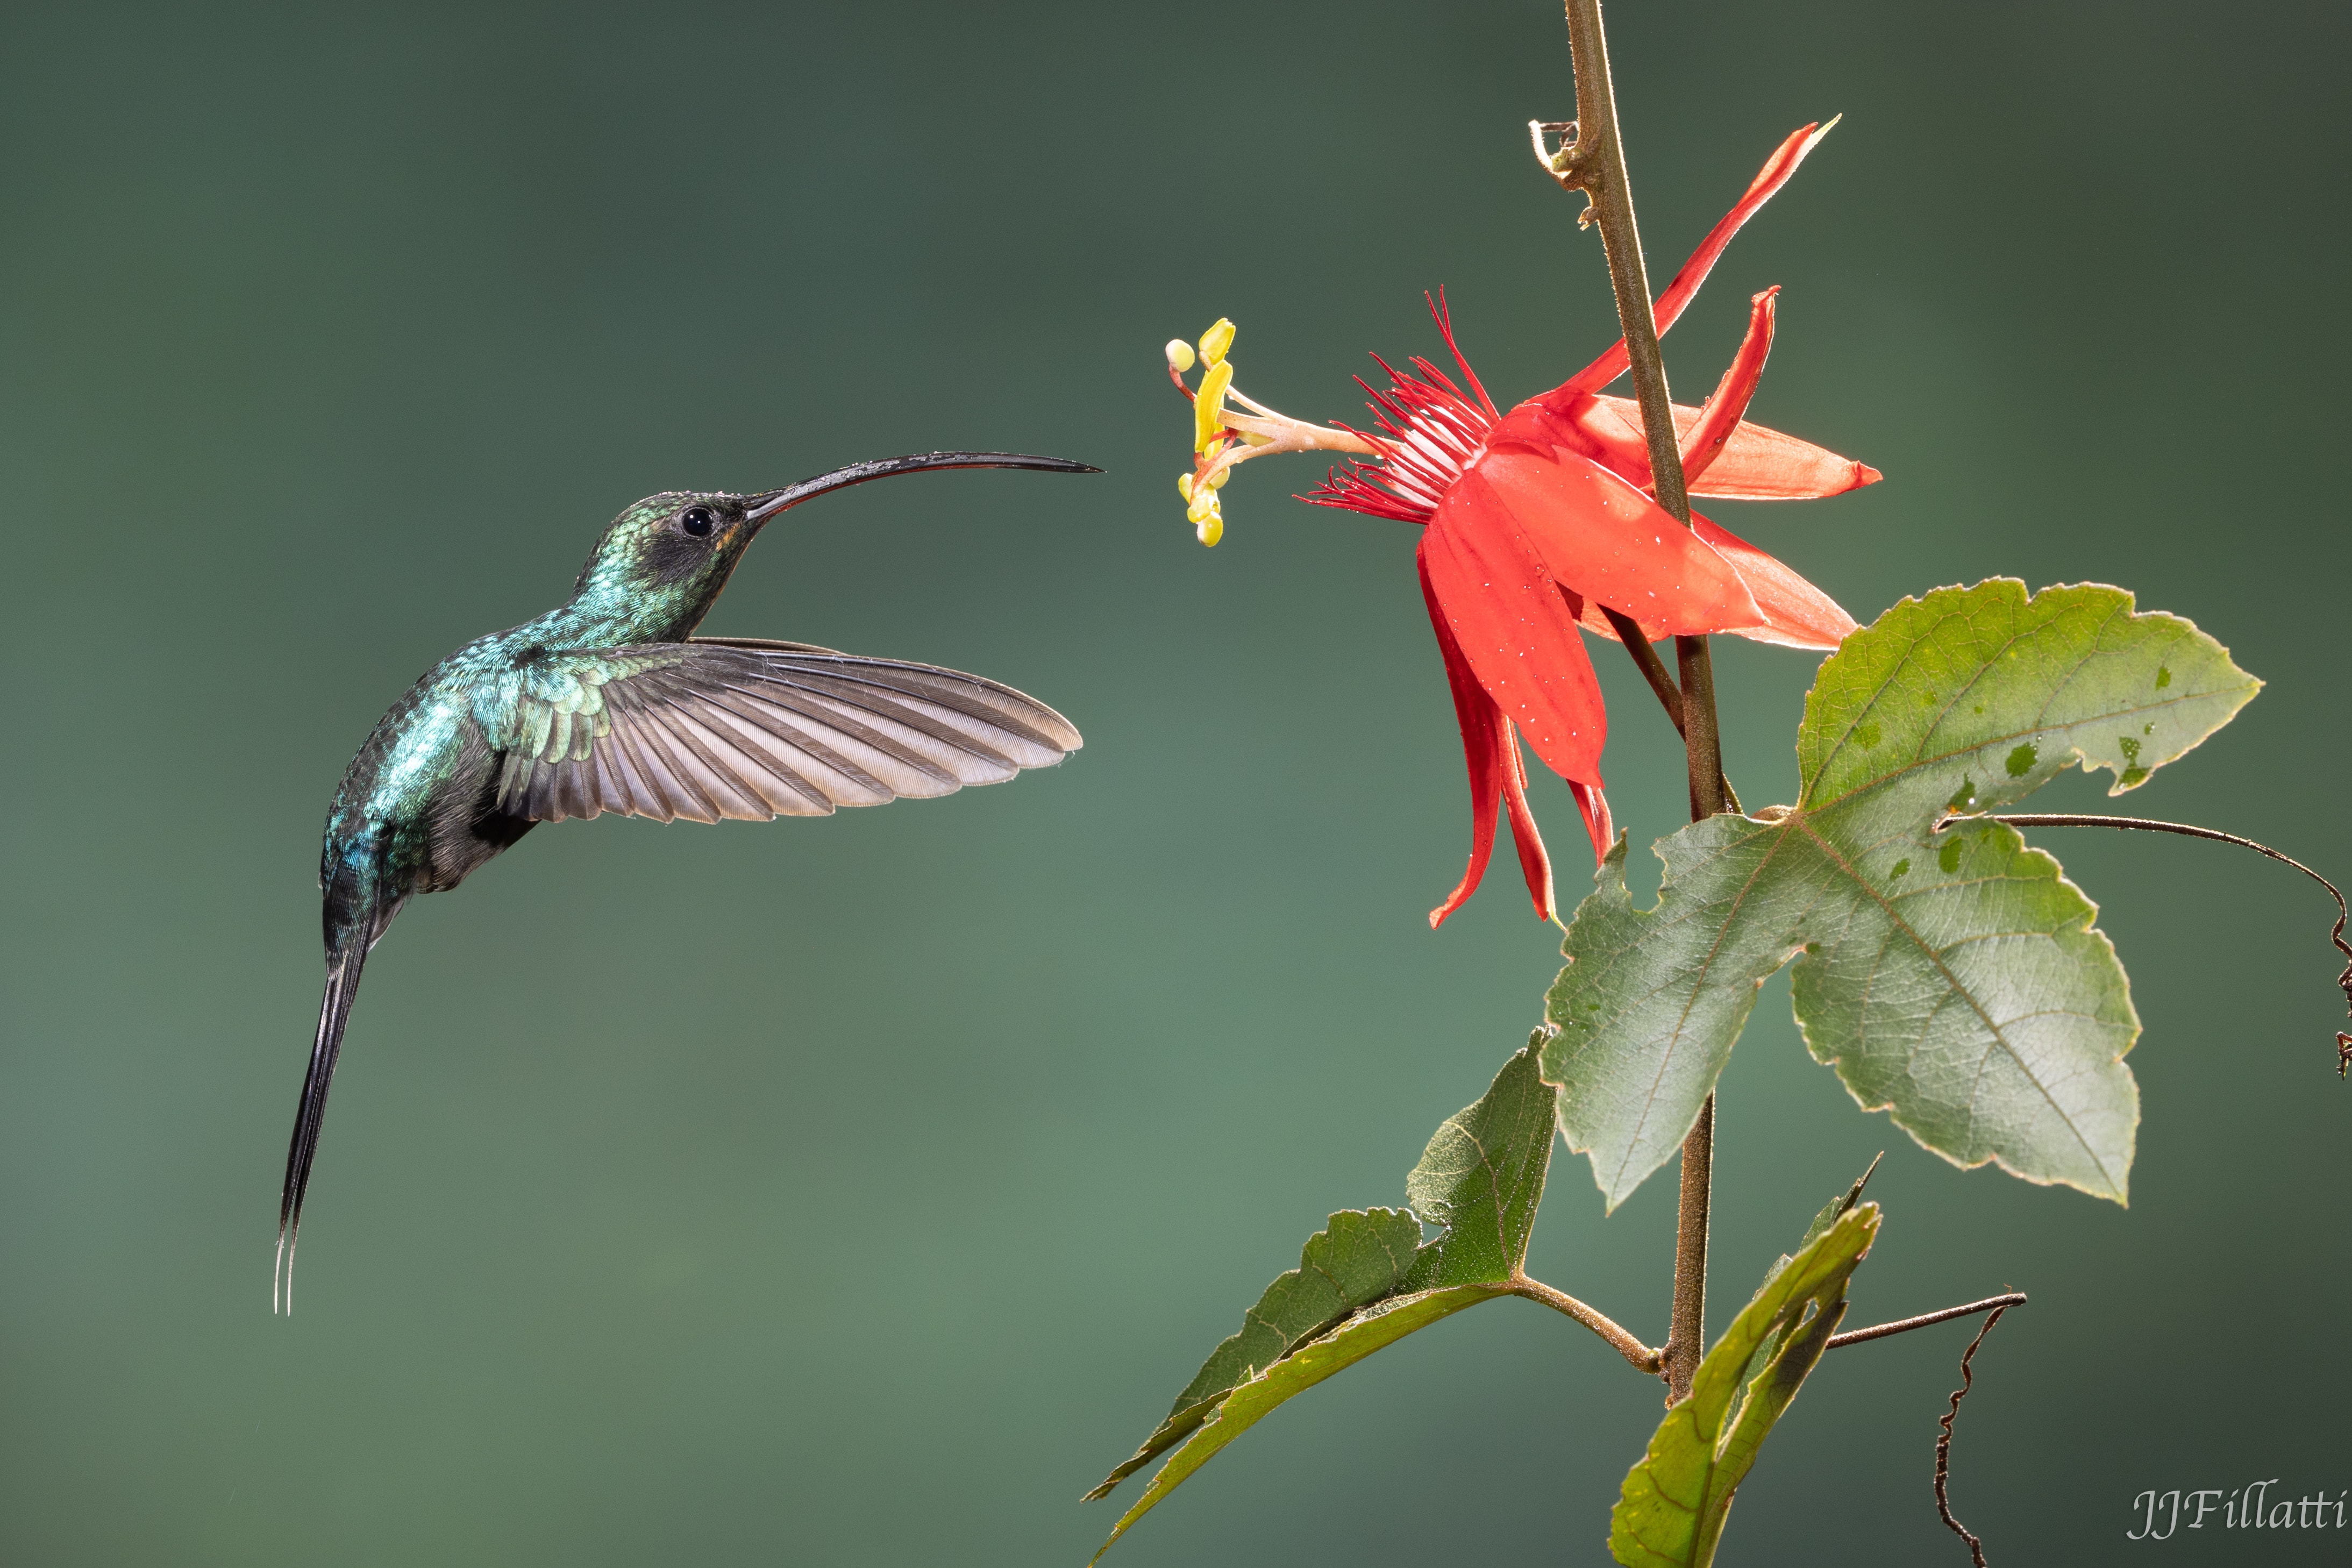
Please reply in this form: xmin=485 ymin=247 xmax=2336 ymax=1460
xmin=1418 ymin=554 xmax=1557 ymax=926
xmin=1546 ymin=394 xmax=1880 ymax=501
xmin=1417 ymin=504 xmax=1607 ymax=787
xmin=1498 ymin=716 xmax=1559 ymax=918
xmin=1678 ymin=289 xmax=1778 ymax=490
xmin=1573 ymin=604 xmax=1674 ymax=644
xmin=1674 ymin=289 xmax=1879 ymax=497
xmin=1566 ymin=122 xmax=1835 ymax=394
xmin=1691 ymin=510 xmax=1857 ymax=650
xmin=1458 ymin=440 xmax=1762 ymax=635
xmin=1570 ymin=780 xmax=1614 ymax=867
xmin=1690 ymin=419 xmax=1882 ymax=501
xmin=1554 ymin=514 xmax=1854 ymax=650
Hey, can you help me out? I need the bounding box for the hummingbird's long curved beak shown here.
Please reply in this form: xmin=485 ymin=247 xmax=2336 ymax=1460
xmin=740 ymin=451 xmax=1100 ymax=525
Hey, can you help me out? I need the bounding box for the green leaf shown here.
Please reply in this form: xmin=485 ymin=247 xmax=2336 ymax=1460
xmin=1731 ymin=1154 xmax=1878 ymax=1399
xmin=1543 ymin=581 xmax=2257 ymax=1209
xmin=1084 ymin=1206 xmax=1422 ymax=1499
xmin=1401 ymin=1032 xmax=1556 ymax=1290
xmin=1086 ymin=1284 xmax=1506 ymax=1564
xmin=1610 ymin=1204 xmax=1881 ymax=1568
xmin=1086 ymin=1040 xmax=1555 ymax=1557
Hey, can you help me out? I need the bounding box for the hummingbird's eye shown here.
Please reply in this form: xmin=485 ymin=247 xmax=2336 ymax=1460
xmin=680 ymin=505 xmax=715 ymax=537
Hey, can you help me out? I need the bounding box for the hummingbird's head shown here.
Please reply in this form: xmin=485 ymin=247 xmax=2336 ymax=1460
xmin=567 ymin=451 xmax=1098 ymax=640
xmin=569 ymin=489 xmax=761 ymax=615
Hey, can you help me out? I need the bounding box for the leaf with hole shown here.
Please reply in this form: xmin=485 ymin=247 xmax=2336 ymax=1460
xmin=1542 ymin=580 xmax=2258 ymax=1208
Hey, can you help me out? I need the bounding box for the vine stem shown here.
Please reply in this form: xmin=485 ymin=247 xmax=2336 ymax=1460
xmin=1948 ymin=812 xmax=2352 ymax=1075
xmin=1933 ymin=1303 xmax=2010 ymax=1567
xmin=1599 ymin=605 xmax=1741 ymax=812
xmin=1509 ymin=1275 xmax=1664 ymax=1373
xmin=1558 ymin=0 xmax=1722 ymax=1404
xmin=1826 ymin=1292 xmax=2026 ymax=1350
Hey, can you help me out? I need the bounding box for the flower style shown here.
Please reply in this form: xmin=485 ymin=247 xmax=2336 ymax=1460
xmin=1164 ymin=123 xmax=1880 ymax=928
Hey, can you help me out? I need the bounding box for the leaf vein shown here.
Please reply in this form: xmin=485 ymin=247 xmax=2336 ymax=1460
xmin=1611 ymin=826 xmax=1798 ymax=1191
xmin=1795 ymin=817 xmax=2111 ymax=1181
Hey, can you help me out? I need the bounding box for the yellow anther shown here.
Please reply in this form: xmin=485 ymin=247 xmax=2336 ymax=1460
xmin=1187 ymin=484 xmax=1224 ymax=546
xmin=1177 ymin=473 xmax=1195 ymax=502
xmin=1165 ymin=339 xmax=1196 ymax=373
xmin=1207 ymin=466 xmax=1229 ymax=488
xmin=1198 ymin=318 xmax=1236 ymax=366
xmin=1194 ymin=360 xmax=1234 ymax=453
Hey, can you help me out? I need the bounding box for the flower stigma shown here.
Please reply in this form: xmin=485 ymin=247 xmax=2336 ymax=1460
xmin=1161 ymin=316 xmax=1382 ymax=547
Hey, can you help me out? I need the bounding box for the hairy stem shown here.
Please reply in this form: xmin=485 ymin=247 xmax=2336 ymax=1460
xmin=1674 ymin=636 xmax=1728 ymax=819
xmin=1826 ymin=1292 xmax=2027 ymax=1350
xmin=1602 ymin=605 xmax=1685 ymax=731
xmin=1664 ymin=1092 xmax=1713 ymax=1398
xmin=1557 ymin=8 xmax=1691 ymax=529
xmin=1509 ymin=1275 xmax=1664 ymax=1373
xmin=1559 ymin=0 xmax=1721 ymax=1403
xmin=1598 ymin=606 xmax=1742 ymax=812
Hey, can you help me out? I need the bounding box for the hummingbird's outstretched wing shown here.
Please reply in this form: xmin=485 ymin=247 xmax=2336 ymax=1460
xmin=483 ymin=638 xmax=1080 ymax=824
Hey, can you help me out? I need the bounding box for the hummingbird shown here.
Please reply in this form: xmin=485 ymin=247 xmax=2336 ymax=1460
xmin=280 ymin=451 xmax=1093 ymax=1310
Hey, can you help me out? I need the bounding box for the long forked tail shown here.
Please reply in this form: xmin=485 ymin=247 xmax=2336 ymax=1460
xmin=276 ymin=937 xmax=370 ymax=1314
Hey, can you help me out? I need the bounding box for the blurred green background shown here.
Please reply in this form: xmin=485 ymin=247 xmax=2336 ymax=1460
xmin=2 ymin=1 xmax=2345 ymax=1563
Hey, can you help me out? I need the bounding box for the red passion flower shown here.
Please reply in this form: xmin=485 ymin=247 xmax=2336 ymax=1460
xmin=1167 ymin=123 xmax=1878 ymax=928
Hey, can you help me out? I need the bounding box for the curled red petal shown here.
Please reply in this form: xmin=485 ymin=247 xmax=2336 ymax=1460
xmin=1570 ymin=780 xmax=1614 ymax=869
xmin=1565 ymin=122 xmax=1835 ymax=395
xmin=1458 ymin=440 xmax=1762 ymax=636
xmin=1417 ymin=553 xmax=1556 ymax=926
xmin=1417 ymin=501 xmax=1607 ymax=787
xmin=1673 ymin=289 xmax=1881 ymax=497
xmin=1418 ymin=550 xmax=1501 ymax=927
xmin=1678 ymin=288 xmax=1779 ymax=490
xmin=1499 ymin=716 xmax=1559 ymax=920
xmin=1690 ymin=509 xmax=1857 ymax=650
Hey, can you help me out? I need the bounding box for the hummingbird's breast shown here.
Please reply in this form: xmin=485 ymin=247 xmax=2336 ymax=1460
xmin=324 ymin=635 xmax=536 ymax=906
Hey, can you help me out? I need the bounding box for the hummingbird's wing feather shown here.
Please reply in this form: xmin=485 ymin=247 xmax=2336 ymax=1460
xmin=491 ymin=642 xmax=1079 ymax=825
